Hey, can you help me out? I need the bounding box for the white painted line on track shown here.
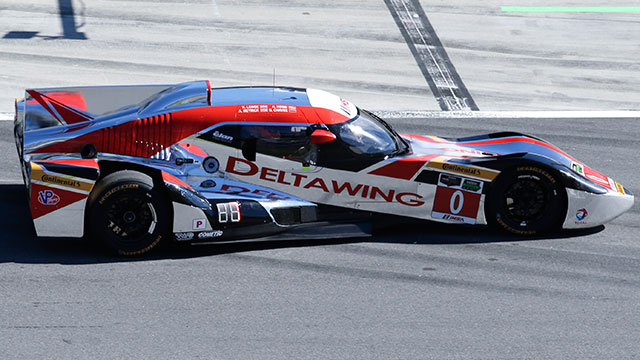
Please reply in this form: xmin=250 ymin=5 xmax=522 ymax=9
xmin=0 ymin=112 xmax=13 ymax=121
xmin=375 ymin=110 xmax=640 ymax=119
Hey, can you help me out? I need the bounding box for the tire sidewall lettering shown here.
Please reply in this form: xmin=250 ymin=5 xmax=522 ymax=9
xmin=515 ymin=166 xmax=555 ymax=184
xmin=99 ymin=183 xmax=140 ymax=204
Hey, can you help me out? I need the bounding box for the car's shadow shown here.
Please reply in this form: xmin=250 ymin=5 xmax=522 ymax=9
xmin=0 ymin=184 xmax=604 ymax=265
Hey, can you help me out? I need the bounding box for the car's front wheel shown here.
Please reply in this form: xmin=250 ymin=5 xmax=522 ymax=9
xmin=486 ymin=166 xmax=567 ymax=235
xmin=87 ymin=170 xmax=170 ymax=256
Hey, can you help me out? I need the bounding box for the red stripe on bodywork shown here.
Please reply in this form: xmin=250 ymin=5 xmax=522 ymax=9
xmin=31 ymin=105 xmax=340 ymax=157
xmin=406 ymin=134 xmax=578 ymax=163
xmin=458 ymin=137 xmax=577 ymax=162
xmin=368 ymin=154 xmax=442 ymax=180
xmin=38 ymin=159 xmax=99 ymax=168
xmin=161 ymin=171 xmax=193 ymax=190
xmin=179 ymin=142 xmax=208 ymax=158
xmin=33 ymin=107 xmax=215 ymax=156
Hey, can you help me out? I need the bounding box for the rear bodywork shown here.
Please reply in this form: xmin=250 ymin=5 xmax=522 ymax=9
xmin=14 ymin=81 xmax=633 ymax=242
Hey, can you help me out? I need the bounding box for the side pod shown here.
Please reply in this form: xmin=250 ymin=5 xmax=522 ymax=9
xmin=27 ymin=159 xmax=100 ymax=237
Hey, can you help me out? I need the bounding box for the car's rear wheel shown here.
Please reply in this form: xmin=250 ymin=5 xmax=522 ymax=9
xmin=486 ymin=166 xmax=567 ymax=235
xmin=87 ymin=170 xmax=170 ymax=256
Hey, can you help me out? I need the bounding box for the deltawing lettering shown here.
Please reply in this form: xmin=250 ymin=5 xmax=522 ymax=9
xmin=225 ymin=156 xmax=424 ymax=207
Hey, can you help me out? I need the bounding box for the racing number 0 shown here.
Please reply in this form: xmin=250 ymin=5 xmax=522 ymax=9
xmin=450 ymin=190 xmax=464 ymax=215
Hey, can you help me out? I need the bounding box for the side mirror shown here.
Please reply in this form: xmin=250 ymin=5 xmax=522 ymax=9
xmin=310 ymin=129 xmax=336 ymax=145
xmin=241 ymin=138 xmax=256 ymax=161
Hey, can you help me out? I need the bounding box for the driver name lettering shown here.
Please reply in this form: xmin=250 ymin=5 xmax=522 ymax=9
xmin=238 ymin=104 xmax=296 ymax=114
xmin=226 ymin=157 xmax=424 ymax=207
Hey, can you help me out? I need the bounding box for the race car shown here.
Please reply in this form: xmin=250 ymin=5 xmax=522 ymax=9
xmin=14 ymin=80 xmax=634 ymax=255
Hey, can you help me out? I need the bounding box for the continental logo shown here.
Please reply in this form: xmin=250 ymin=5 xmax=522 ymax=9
xmin=427 ymin=160 xmax=499 ymax=180
xmin=99 ymin=184 xmax=139 ymax=204
xmin=442 ymin=164 xmax=480 ymax=176
xmin=41 ymin=174 xmax=81 ymax=188
xmin=30 ymin=163 xmax=94 ymax=192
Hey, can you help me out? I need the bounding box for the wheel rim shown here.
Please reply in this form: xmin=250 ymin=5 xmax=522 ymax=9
xmin=105 ymin=193 xmax=157 ymax=242
xmin=503 ymin=175 xmax=547 ymax=224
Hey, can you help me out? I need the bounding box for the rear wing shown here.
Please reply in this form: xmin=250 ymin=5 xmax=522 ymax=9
xmin=14 ymin=84 xmax=172 ymax=184
xmin=18 ymin=85 xmax=172 ymax=132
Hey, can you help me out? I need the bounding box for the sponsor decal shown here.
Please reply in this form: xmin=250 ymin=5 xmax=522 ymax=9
xmin=427 ymin=160 xmax=499 ymax=180
xmin=571 ymin=162 xmax=585 ymax=175
xmin=339 ymin=98 xmax=352 ymax=116
xmin=615 ymin=182 xmax=626 ymax=195
xmin=211 ymin=131 xmax=233 ymax=143
xmin=443 ymin=163 xmax=479 ymax=176
xmin=432 ymin=173 xmax=483 ymax=224
xmin=238 ymin=104 xmax=296 ymax=114
xmin=225 ymin=157 xmax=425 ymax=207
xmin=439 ymin=174 xmax=461 ymax=187
xmin=30 ymin=183 xmax=89 ymax=219
xmin=441 ymin=214 xmax=466 ymax=223
xmin=193 ymin=219 xmax=207 ymax=230
xmin=30 ymin=163 xmax=94 ymax=192
xmin=37 ymin=190 xmax=60 ymax=205
xmin=431 ymin=187 xmax=481 ymax=224
xmin=175 ymin=232 xmax=195 ymax=241
xmin=220 ymin=184 xmax=291 ymax=200
xmin=576 ymin=208 xmax=588 ymax=221
xmin=575 ymin=208 xmax=588 ymax=225
xmin=41 ymin=174 xmax=81 ymax=188
xmin=461 ymin=179 xmax=481 ymax=193
xmin=198 ymin=230 xmax=224 ymax=239
xmin=583 ymin=166 xmax=613 ymax=190
xmin=437 ymin=173 xmax=483 ymax=194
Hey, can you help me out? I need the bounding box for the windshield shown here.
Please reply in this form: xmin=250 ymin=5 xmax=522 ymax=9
xmin=327 ymin=108 xmax=408 ymax=157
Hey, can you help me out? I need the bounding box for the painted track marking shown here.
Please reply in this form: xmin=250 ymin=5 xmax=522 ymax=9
xmin=375 ymin=110 xmax=640 ymax=119
xmin=384 ymin=0 xmax=478 ymax=111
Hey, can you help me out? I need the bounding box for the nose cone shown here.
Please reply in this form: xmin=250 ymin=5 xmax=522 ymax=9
xmin=564 ymin=186 xmax=634 ymax=229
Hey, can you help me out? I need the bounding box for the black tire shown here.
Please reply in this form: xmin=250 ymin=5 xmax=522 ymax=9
xmin=486 ymin=166 xmax=567 ymax=235
xmin=87 ymin=170 xmax=170 ymax=256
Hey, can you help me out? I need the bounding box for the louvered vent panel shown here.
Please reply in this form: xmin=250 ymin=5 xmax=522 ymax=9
xmin=99 ymin=113 xmax=173 ymax=158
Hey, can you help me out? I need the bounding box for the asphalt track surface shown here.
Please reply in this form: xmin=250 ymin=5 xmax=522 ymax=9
xmin=1 ymin=1 xmax=640 ymax=359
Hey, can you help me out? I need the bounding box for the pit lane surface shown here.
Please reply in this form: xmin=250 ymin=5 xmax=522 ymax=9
xmin=1 ymin=115 xmax=639 ymax=359
xmin=1 ymin=1 xmax=640 ymax=359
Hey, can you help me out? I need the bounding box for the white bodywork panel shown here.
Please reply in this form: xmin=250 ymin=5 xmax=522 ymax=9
xmin=562 ymin=188 xmax=634 ymax=229
xmin=33 ymin=198 xmax=87 ymax=237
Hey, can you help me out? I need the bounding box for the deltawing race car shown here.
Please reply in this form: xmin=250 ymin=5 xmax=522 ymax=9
xmin=14 ymin=81 xmax=634 ymax=255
